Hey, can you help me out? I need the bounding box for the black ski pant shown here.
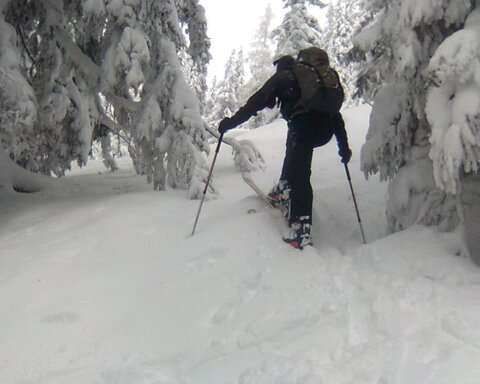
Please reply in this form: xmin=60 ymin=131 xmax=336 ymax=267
xmin=281 ymin=113 xmax=337 ymax=225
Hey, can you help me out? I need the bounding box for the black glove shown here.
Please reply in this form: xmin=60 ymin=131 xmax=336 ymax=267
xmin=338 ymin=148 xmax=352 ymax=164
xmin=218 ymin=117 xmax=236 ymax=134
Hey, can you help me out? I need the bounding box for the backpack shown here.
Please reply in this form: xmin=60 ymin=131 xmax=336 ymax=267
xmin=292 ymin=47 xmax=344 ymax=115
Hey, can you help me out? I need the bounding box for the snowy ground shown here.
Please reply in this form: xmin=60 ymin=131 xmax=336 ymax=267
xmin=1 ymin=105 xmax=480 ymax=384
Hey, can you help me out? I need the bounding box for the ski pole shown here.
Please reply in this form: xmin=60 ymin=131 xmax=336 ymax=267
xmin=343 ymin=163 xmax=367 ymax=244
xmin=191 ymin=133 xmax=224 ymax=236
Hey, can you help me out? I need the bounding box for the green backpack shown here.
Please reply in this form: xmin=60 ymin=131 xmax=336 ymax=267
xmin=292 ymin=47 xmax=344 ymax=115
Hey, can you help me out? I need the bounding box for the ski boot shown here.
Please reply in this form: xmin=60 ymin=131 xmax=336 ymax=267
xmin=279 ymin=197 xmax=290 ymax=221
xmin=283 ymin=216 xmax=312 ymax=250
xmin=267 ymin=180 xmax=288 ymax=207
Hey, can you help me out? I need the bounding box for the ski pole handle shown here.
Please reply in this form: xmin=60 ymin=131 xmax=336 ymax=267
xmin=215 ymin=132 xmax=224 ymax=153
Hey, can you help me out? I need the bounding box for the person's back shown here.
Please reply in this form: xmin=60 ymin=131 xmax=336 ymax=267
xmin=291 ymin=47 xmax=344 ymax=117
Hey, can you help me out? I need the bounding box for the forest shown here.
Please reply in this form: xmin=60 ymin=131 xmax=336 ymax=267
xmin=0 ymin=0 xmax=479 ymax=235
xmin=2 ymin=2 xmax=480 ymax=382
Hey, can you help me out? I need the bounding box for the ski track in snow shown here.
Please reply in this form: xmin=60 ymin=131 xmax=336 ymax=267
xmin=1 ymin=105 xmax=480 ymax=384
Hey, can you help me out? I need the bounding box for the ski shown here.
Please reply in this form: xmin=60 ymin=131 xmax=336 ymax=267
xmin=242 ymin=172 xmax=276 ymax=209
xmin=242 ymin=172 xmax=290 ymax=220
xmin=242 ymin=171 xmax=290 ymax=231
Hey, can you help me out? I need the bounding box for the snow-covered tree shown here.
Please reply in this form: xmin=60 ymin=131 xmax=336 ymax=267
xmin=0 ymin=0 xmax=211 ymax=197
xmin=241 ymin=4 xmax=276 ymax=128
xmin=234 ymin=49 xmax=246 ymax=96
xmin=272 ymin=0 xmax=326 ymax=57
xmin=204 ymin=76 xmax=219 ymax=127
xmin=177 ymin=0 xmax=211 ymax=110
xmin=320 ymin=0 xmax=369 ymax=103
xmin=246 ymin=4 xmax=275 ymax=87
xmin=209 ymin=50 xmax=245 ymax=126
xmin=427 ymin=9 xmax=480 ymax=196
xmin=347 ymin=0 xmax=388 ymax=104
xmin=357 ymin=0 xmax=477 ymax=232
xmin=180 ymin=50 xmax=206 ymax=113
xmin=0 ymin=5 xmax=37 ymax=174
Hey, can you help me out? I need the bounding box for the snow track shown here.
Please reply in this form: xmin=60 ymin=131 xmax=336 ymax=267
xmin=1 ymin=106 xmax=480 ymax=383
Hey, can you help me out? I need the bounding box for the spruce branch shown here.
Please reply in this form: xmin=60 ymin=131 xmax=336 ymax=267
xmin=16 ymin=0 xmax=36 ymax=76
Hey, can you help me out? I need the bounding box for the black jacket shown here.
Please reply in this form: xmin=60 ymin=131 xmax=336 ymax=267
xmin=228 ymin=63 xmax=349 ymax=152
xmin=229 ymin=65 xmax=300 ymax=126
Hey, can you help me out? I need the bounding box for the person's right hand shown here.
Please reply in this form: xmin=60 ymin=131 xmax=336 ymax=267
xmin=339 ymin=148 xmax=352 ymax=164
xmin=218 ymin=117 xmax=235 ymax=134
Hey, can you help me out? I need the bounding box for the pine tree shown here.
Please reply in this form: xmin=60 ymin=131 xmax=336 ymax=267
xmin=0 ymin=5 xmax=37 ymax=174
xmin=427 ymin=8 xmax=480 ymax=191
xmin=177 ymin=0 xmax=211 ymax=110
xmin=273 ymin=0 xmax=326 ymax=57
xmin=241 ymin=4 xmax=276 ymax=128
xmin=209 ymin=50 xmax=245 ymax=126
xmin=320 ymin=0 xmax=368 ymax=103
xmin=204 ymin=76 xmax=219 ymax=127
xmin=234 ymin=49 xmax=246 ymax=96
xmin=247 ymin=3 xmax=274 ymax=85
xmin=356 ymin=0 xmax=477 ymax=232
xmin=0 ymin=0 xmax=211 ymax=197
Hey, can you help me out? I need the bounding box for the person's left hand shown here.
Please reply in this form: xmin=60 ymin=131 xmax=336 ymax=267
xmin=218 ymin=117 xmax=235 ymax=134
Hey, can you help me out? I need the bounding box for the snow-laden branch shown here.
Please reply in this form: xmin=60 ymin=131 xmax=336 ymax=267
xmin=104 ymin=92 xmax=142 ymax=112
xmin=95 ymin=108 xmax=127 ymax=139
xmin=1 ymin=0 xmax=211 ymax=195
xmin=204 ymin=125 xmax=265 ymax=172
xmin=55 ymin=28 xmax=101 ymax=89
xmin=426 ymin=9 xmax=480 ymax=194
xmin=0 ymin=150 xmax=51 ymax=193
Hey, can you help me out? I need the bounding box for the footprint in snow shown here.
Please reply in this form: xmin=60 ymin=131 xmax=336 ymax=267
xmin=238 ymin=272 xmax=264 ymax=303
xmin=209 ymin=301 xmax=239 ymax=325
xmin=441 ymin=312 xmax=480 ymax=349
xmin=186 ymin=248 xmax=229 ymax=271
xmin=41 ymin=311 xmax=80 ymax=324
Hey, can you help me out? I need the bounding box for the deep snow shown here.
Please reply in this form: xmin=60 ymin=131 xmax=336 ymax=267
xmin=1 ymin=105 xmax=480 ymax=384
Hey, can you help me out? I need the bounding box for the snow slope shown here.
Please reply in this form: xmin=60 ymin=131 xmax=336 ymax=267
xmin=1 ymin=105 xmax=480 ymax=384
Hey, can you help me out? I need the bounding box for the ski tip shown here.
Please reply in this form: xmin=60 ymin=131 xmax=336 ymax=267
xmin=242 ymin=172 xmax=252 ymax=181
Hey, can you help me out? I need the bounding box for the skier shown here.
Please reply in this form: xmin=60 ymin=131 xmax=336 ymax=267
xmin=218 ymin=49 xmax=352 ymax=249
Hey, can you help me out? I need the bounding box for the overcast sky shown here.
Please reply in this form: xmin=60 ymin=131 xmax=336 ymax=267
xmin=199 ymin=1 xmax=327 ymax=83
xmin=199 ymin=0 xmax=285 ymax=82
